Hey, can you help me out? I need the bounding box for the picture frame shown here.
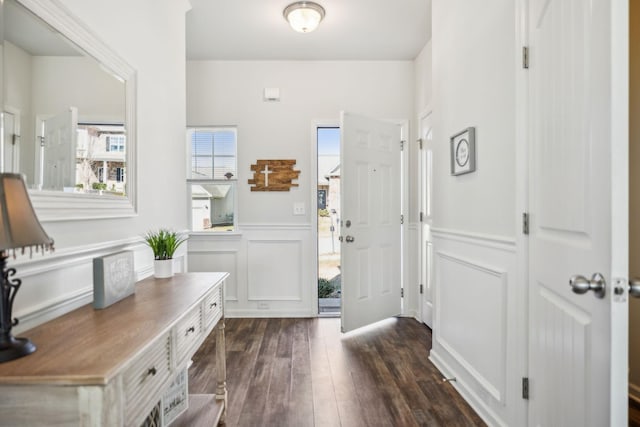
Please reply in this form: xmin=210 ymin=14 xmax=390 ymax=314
xmin=450 ymin=127 xmax=476 ymax=176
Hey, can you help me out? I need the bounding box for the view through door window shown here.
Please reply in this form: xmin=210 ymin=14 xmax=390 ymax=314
xmin=317 ymin=127 xmax=340 ymax=315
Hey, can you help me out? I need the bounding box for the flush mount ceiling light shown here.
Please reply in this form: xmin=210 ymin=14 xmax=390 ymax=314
xmin=283 ymin=1 xmax=325 ymax=33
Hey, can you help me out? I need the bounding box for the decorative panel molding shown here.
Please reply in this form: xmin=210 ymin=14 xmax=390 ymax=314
xmin=429 ymin=229 xmax=523 ymax=427
xmin=435 ymin=250 xmax=507 ymax=402
xmin=188 ymin=250 xmax=239 ymax=301
xmin=11 ymin=238 xmax=157 ymax=333
xmin=247 ymin=240 xmax=303 ymax=301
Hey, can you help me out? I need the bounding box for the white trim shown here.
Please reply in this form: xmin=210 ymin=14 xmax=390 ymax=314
xmin=14 ymin=287 xmax=94 ymax=334
xmin=225 ymin=308 xmax=314 ymax=318
xmin=430 ymin=350 xmax=506 ymax=427
xmin=610 ymin=0 xmax=630 ymax=424
xmin=18 ymin=0 xmax=138 ymax=222
xmin=239 ymin=223 xmax=311 ymax=231
xmin=431 ymin=227 xmax=517 ymax=250
xmin=514 ymin=1 xmax=530 ymax=426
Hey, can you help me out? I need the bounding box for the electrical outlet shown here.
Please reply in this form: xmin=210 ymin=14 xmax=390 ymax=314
xmin=293 ymin=202 xmax=305 ymax=215
xmin=257 ymin=302 xmax=269 ymax=310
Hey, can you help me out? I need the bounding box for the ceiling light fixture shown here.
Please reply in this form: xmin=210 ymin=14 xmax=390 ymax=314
xmin=283 ymin=1 xmax=325 ymax=33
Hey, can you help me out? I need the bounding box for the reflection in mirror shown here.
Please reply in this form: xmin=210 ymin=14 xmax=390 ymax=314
xmin=3 ymin=0 xmax=126 ymax=195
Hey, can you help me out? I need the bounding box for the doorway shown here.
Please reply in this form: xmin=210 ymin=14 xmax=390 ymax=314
xmin=317 ymin=126 xmax=341 ymax=316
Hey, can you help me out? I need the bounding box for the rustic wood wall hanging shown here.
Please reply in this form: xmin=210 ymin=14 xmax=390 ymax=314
xmin=248 ymin=159 xmax=301 ymax=191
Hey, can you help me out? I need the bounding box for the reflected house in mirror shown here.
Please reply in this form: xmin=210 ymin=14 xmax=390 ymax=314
xmin=2 ymin=0 xmax=137 ymax=221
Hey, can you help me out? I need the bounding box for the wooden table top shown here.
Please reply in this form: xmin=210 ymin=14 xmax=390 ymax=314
xmin=0 ymin=272 xmax=228 ymax=386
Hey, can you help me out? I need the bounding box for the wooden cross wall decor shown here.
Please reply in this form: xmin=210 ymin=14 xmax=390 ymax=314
xmin=248 ymin=159 xmax=301 ymax=191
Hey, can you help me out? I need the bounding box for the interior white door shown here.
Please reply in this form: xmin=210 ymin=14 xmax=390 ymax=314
xmin=340 ymin=111 xmax=402 ymax=333
xmin=527 ymin=0 xmax=627 ymax=425
xmin=41 ymin=107 xmax=77 ymax=191
xmin=419 ymin=111 xmax=433 ymax=327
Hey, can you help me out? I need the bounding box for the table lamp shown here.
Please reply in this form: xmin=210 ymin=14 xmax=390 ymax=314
xmin=0 ymin=173 xmax=54 ymax=362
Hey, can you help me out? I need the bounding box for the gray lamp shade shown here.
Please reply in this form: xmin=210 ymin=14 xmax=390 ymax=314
xmin=0 ymin=173 xmax=54 ymax=254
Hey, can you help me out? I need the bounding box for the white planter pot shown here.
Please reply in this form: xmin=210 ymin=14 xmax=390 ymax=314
xmin=154 ymin=259 xmax=173 ymax=278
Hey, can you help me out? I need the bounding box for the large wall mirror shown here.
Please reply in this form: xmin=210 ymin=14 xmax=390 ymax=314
xmin=2 ymin=0 xmax=137 ymax=221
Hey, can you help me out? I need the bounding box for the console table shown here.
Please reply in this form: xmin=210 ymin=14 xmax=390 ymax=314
xmin=0 ymin=272 xmax=228 ymax=426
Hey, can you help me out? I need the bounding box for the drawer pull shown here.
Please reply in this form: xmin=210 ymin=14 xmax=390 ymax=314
xmin=186 ymin=326 xmax=195 ymax=336
xmin=210 ymin=302 xmax=217 ymax=309
xmin=147 ymin=367 xmax=157 ymax=377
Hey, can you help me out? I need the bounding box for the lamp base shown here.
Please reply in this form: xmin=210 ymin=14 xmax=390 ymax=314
xmin=0 ymin=335 xmax=36 ymax=363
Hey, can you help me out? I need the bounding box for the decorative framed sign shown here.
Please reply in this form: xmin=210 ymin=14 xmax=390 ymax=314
xmin=248 ymin=159 xmax=300 ymax=191
xmin=450 ymin=127 xmax=476 ymax=176
xmin=93 ymin=251 xmax=135 ymax=309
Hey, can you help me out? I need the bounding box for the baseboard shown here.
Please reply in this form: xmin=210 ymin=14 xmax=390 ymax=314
xmin=430 ymin=349 xmax=505 ymax=427
xmin=225 ymin=309 xmax=315 ymax=318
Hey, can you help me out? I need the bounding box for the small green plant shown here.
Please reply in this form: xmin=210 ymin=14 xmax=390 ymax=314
xmin=144 ymin=229 xmax=186 ymax=260
xmin=92 ymin=182 xmax=107 ymax=190
xmin=318 ymin=209 xmax=330 ymax=217
xmin=318 ymin=278 xmax=334 ymax=298
xmin=75 ymin=183 xmax=84 ymax=189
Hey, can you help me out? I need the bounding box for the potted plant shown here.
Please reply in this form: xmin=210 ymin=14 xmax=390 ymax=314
xmin=144 ymin=229 xmax=186 ymax=278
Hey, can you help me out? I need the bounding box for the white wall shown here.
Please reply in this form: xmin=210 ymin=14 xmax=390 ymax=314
xmin=10 ymin=0 xmax=191 ymax=330
xmin=429 ymin=1 xmax=525 ymax=426
xmin=187 ymin=60 xmax=414 ymax=317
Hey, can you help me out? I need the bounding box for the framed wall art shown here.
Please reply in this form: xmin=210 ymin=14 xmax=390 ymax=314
xmin=450 ymin=127 xmax=476 ymax=176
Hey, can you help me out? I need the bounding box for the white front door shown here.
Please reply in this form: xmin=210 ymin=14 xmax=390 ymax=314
xmin=419 ymin=111 xmax=434 ymax=327
xmin=527 ymin=0 xmax=628 ymax=424
xmin=39 ymin=107 xmax=77 ymax=191
xmin=340 ymin=112 xmax=402 ymax=333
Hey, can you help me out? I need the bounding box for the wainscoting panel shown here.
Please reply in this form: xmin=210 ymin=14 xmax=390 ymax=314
xmin=187 ymin=224 xmax=315 ymax=317
xmin=188 ymin=250 xmax=239 ymax=301
xmin=247 ymin=239 xmax=303 ymax=301
xmin=429 ymin=228 xmax=524 ymax=427
xmin=436 ymin=251 xmax=507 ymax=402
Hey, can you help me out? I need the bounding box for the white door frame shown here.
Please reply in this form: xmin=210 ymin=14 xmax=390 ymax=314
xmin=310 ymin=118 xmax=410 ymax=318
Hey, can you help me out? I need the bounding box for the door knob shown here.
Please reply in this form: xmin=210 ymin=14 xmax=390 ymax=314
xmin=629 ymin=279 xmax=640 ymax=298
xmin=569 ymin=273 xmax=606 ymax=299
xmin=338 ymin=236 xmax=343 ymax=242
xmin=345 ymin=235 xmax=355 ymax=243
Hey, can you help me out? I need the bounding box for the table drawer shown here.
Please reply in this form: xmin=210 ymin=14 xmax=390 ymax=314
xmin=124 ymin=332 xmax=171 ymax=426
xmin=176 ymin=304 xmax=203 ymax=364
xmin=203 ymin=285 xmax=222 ymax=329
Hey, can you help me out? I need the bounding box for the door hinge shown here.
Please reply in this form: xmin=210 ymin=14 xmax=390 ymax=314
xmin=417 ymin=138 xmax=423 ymax=149
xmin=401 ymin=288 xmax=404 ymax=298
xmin=400 ymin=140 xmax=405 ymax=151
xmin=38 ymin=136 xmax=46 ymax=147
xmin=400 ymin=214 xmax=404 ymax=225
xmin=522 ymin=46 xmax=529 ymax=69
xmin=522 ymin=212 xmax=529 ymax=235
xmin=419 ymin=284 xmax=424 ymax=294
xmin=522 ymin=377 xmax=529 ymax=400
xmin=419 ymin=212 xmax=424 ymax=222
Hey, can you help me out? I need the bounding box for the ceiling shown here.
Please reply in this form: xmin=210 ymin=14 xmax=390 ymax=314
xmin=186 ymin=0 xmax=432 ymax=61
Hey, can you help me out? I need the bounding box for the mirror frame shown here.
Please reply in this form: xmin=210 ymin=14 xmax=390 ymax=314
xmin=12 ymin=0 xmax=137 ymax=221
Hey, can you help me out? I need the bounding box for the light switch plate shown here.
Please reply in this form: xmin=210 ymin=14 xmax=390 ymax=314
xmin=293 ymin=202 xmax=305 ymax=215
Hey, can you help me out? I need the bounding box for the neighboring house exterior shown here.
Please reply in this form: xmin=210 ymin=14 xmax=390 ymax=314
xmin=75 ymin=123 xmax=126 ymax=193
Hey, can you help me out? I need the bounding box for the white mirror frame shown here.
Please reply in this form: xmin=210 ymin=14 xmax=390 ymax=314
xmin=16 ymin=0 xmax=137 ymax=221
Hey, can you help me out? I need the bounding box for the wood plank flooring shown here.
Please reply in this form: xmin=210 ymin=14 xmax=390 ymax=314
xmin=189 ymin=317 xmax=485 ymax=427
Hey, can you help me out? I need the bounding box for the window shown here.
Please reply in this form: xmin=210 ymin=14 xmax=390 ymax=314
xmin=106 ymin=135 xmax=126 ymax=152
xmin=187 ymin=127 xmax=238 ymax=232
xmin=116 ymin=167 xmax=125 ymax=183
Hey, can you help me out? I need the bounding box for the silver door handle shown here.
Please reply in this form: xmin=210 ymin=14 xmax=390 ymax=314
xmin=338 ymin=236 xmax=343 ymax=242
xmin=569 ymin=273 xmax=606 ymax=299
xmin=629 ymin=279 xmax=640 ymax=298
xmin=345 ymin=235 xmax=355 ymax=243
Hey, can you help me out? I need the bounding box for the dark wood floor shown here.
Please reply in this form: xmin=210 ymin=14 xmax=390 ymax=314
xmin=189 ymin=317 xmax=485 ymax=427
